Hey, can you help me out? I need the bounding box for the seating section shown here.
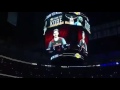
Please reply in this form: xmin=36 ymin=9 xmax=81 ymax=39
xmin=0 ymin=57 xmax=120 ymax=78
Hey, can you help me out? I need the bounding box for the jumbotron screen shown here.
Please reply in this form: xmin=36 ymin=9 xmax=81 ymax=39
xmin=43 ymin=12 xmax=91 ymax=62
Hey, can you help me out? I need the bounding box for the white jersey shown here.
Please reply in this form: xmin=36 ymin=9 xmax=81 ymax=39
xmin=69 ymin=18 xmax=75 ymax=25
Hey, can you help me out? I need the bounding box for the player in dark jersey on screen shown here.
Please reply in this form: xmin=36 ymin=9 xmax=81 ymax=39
xmin=47 ymin=29 xmax=67 ymax=51
xmin=78 ymin=31 xmax=88 ymax=55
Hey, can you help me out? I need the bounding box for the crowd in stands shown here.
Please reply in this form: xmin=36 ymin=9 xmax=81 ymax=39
xmin=0 ymin=56 xmax=120 ymax=78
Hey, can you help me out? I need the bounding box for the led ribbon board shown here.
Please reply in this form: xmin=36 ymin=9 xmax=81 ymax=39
xmin=43 ymin=12 xmax=91 ymax=35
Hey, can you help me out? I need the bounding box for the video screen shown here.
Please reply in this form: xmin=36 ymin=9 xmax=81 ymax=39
xmin=43 ymin=12 xmax=91 ymax=62
xmin=65 ymin=12 xmax=90 ymax=33
xmin=65 ymin=13 xmax=83 ymax=26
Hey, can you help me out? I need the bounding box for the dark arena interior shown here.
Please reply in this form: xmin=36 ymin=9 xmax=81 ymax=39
xmin=0 ymin=12 xmax=120 ymax=78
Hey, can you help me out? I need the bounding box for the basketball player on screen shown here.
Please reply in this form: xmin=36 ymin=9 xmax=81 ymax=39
xmin=65 ymin=15 xmax=77 ymax=25
xmin=47 ymin=29 xmax=67 ymax=51
xmin=78 ymin=31 xmax=88 ymax=54
xmin=74 ymin=16 xmax=83 ymax=26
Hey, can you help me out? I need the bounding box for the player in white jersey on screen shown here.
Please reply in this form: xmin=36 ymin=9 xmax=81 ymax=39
xmin=65 ymin=15 xmax=77 ymax=25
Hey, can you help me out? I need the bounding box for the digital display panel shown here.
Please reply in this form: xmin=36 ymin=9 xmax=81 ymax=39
xmin=43 ymin=12 xmax=91 ymax=63
xmin=65 ymin=12 xmax=90 ymax=33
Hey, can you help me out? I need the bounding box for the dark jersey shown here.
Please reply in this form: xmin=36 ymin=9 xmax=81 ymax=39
xmin=79 ymin=40 xmax=87 ymax=52
xmin=51 ymin=37 xmax=63 ymax=47
xmin=48 ymin=37 xmax=66 ymax=49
